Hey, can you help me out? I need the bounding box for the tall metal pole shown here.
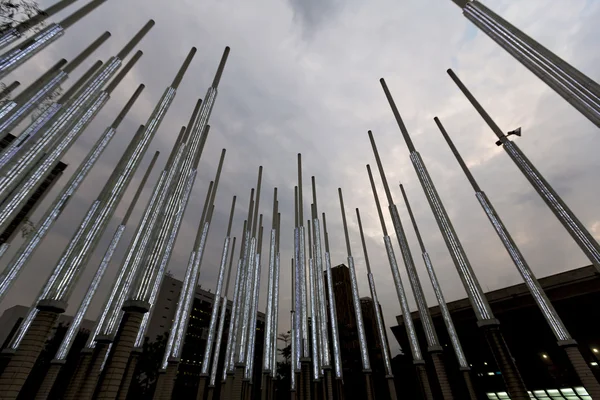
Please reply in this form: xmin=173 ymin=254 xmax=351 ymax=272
xmin=290 ymin=258 xmax=297 ymax=400
xmin=269 ymin=211 xmax=281 ymax=399
xmin=337 ymin=188 xmax=374 ymax=400
xmin=311 ymin=179 xmax=331 ymax=381
xmin=364 ymin=128 xmax=452 ymax=396
xmin=34 ymin=150 xmax=159 ymax=400
xmin=0 ymin=0 xmax=77 ymax=50
xmin=379 ymin=77 xmax=529 ymax=399
xmin=447 ymin=68 xmax=600 ymax=273
xmin=0 ymin=82 xmax=147 ymax=398
xmin=0 ymin=88 xmax=143 ymax=303
xmin=355 ymin=207 xmax=397 ymax=400
xmin=435 ymin=116 xmax=600 ymax=397
xmin=208 ymin=235 xmax=237 ymax=398
xmin=296 ymin=155 xmax=310 ymax=400
xmin=0 ymin=21 xmax=154 ymax=229
xmin=454 ymin=0 xmax=600 ymax=128
xmin=398 ymin=182 xmax=477 ymax=400
xmin=365 ymin=164 xmax=433 ymax=400
xmin=307 ymin=218 xmax=320 ymax=384
xmin=321 ymin=212 xmax=343 ymax=397
xmin=261 ymin=189 xmax=278 ymax=400
xmin=0 ymin=31 xmax=110 ymax=139
xmin=0 ymin=0 xmax=108 ymax=79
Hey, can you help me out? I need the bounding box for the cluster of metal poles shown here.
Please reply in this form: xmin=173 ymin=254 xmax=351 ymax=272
xmin=0 ymin=0 xmax=598 ymax=400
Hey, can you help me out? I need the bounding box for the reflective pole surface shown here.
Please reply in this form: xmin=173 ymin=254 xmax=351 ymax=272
xmin=447 ymin=69 xmax=600 ymax=273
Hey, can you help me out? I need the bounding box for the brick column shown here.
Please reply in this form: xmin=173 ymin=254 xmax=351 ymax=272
xmin=461 ymin=368 xmax=478 ymax=400
xmin=64 ymin=349 xmax=93 ymax=400
xmin=415 ymin=362 xmax=434 ymax=400
xmin=300 ymin=360 xmax=311 ymax=400
xmin=561 ymin=341 xmax=600 ymax=398
xmin=197 ymin=373 xmax=209 ymax=400
xmin=386 ymin=375 xmax=397 ymax=400
xmin=155 ymin=361 xmax=177 ymax=400
xmin=79 ymin=342 xmax=110 ymax=400
xmin=364 ymin=371 xmax=374 ymax=400
xmin=231 ymin=365 xmax=245 ymax=400
xmin=335 ymin=378 xmax=344 ymax=400
xmin=222 ymin=372 xmax=234 ymax=400
xmin=431 ymin=351 xmax=454 ymax=399
xmin=482 ymin=324 xmax=529 ymax=400
xmin=96 ymin=310 xmax=145 ymax=400
xmin=117 ymin=349 xmax=140 ymax=400
xmin=324 ymin=369 xmax=334 ymax=400
xmin=0 ymin=309 xmax=59 ymax=399
xmin=35 ymin=360 xmax=64 ymax=400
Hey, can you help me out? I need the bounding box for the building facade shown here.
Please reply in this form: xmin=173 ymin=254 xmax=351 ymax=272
xmin=391 ymin=265 xmax=599 ymax=399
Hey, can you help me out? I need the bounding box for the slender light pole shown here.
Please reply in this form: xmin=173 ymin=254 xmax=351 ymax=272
xmin=435 ymin=116 xmax=600 ymax=397
xmin=355 ymin=207 xmax=398 ymax=400
xmin=198 ymin=194 xmax=237 ymax=400
xmin=0 ymin=21 xmax=154 ymax=230
xmin=0 ymin=31 xmax=110 ymax=139
xmin=398 ymin=182 xmax=478 ymax=400
xmin=290 ymin=258 xmax=297 ymax=400
xmin=311 ymin=178 xmax=331 ymax=384
xmin=34 ymin=151 xmax=159 ymax=400
xmin=261 ymin=189 xmax=278 ymax=400
xmin=0 ymin=81 xmax=147 ymax=399
xmin=307 ymin=218 xmax=321 ymax=385
xmin=208 ymin=235 xmax=237 ymax=399
xmin=365 ymin=164 xmax=434 ymax=400
xmin=379 ymin=77 xmax=529 ymax=399
xmin=453 ymin=0 xmax=600 ymax=128
xmin=337 ymin=188 xmax=374 ymax=400
xmin=0 ymin=0 xmax=108 ymax=79
xmin=269 ymin=211 xmax=281 ymax=399
xmin=0 ymin=87 xmax=144 ymax=303
xmin=447 ymin=68 xmax=600 ymax=273
xmin=0 ymin=0 xmax=77 ymax=50
xmin=99 ymin=47 xmax=230 ymax=397
xmin=321 ymin=212 xmax=343 ymax=398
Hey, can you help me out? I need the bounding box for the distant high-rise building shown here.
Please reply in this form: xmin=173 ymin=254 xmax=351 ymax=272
xmin=325 ymin=264 xmax=391 ymax=398
xmin=0 ymin=133 xmax=67 ymax=244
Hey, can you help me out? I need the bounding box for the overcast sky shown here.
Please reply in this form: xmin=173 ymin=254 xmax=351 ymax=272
xmin=1 ymin=0 xmax=599 ymax=357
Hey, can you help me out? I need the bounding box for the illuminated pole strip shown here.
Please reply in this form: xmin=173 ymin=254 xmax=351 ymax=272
xmin=0 ymin=0 xmax=77 ymax=50
xmin=155 ymin=180 xmax=214 ymax=400
xmin=0 ymin=59 xmax=103 ymax=168
xmin=91 ymin=124 xmax=192 ymax=348
xmin=236 ymin=168 xmax=262 ymax=366
xmin=292 ymin=186 xmax=301 ymax=373
xmin=33 ymin=152 xmax=159 ymax=400
xmin=455 ymin=0 xmax=600 ymax=128
xmin=224 ymin=220 xmax=248 ymax=381
xmin=365 ymin=165 xmax=433 ymax=400
xmin=365 ymin=129 xmax=451 ymax=395
xmin=298 ymin=157 xmax=308 ymax=361
xmin=209 ymin=236 xmax=237 ymax=387
xmin=311 ymin=178 xmax=330 ymax=372
xmin=99 ymin=49 xmax=229 ymax=399
xmin=435 ymin=117 xmax=600 ymax=397
xmin=338 ymin=188 xmax=373 ymax=400
xmin=262 ymin=189 xmax=278 ymax=376
xmin=270 ymin=212 xmax=281 ymax=381
xmin=228 ymin=194 xmax=253 ymax=373
xmin=0 ymin=31 xmax=111 ymax=139
xmin=127 ymin=47 xmax=230 ymax=309
xmin=0 ymin=0 xmax=107 ymax=79
xmin=200 ymin=163 xmax=232 ymax=376
xmin=0 ymin=21 xmax=153 ymax=213
xmin=356 ymin=207 xmax=397 ymax=400
xmin=3 ymin=83 xmax=146 ymax=352
xmin=0 ymin=119 xmax=130 ymax=303
xmin=398 ymin=183 xmax=477 ymax=400
xmin=379 ymin=78 xmax=529 ymax=400
xmin=0 ymin=19 xmax=152 ymax=185
xmin=321 ymin=213 xmax=343 ymax=381
xmin=245 ymin=218 xmax=264 ymax=381
xmin=290 ymin=258 xmax=297 ymax=396
xmin=307 ymin=218 xmax=320 ymax=381
xmin=447 ymin=68 xmax=600 ymax=273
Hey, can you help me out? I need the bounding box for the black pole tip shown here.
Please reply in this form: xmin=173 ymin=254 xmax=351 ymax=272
xmin=379 ymin=78 xmax=385 ymax=84
xmin=446 ymin=68 xmax=454 ymax=74
xmin=434 ymin=116 xmax=440 ymax=122
xmin=148 ymin=19 xmax=156 ymax=26
xmin=190 ymin=47 xmax=198 ymax=54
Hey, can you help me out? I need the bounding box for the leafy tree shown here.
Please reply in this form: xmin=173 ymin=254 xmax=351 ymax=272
xmin=0 ymin=0 xmax=42 ymax=33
